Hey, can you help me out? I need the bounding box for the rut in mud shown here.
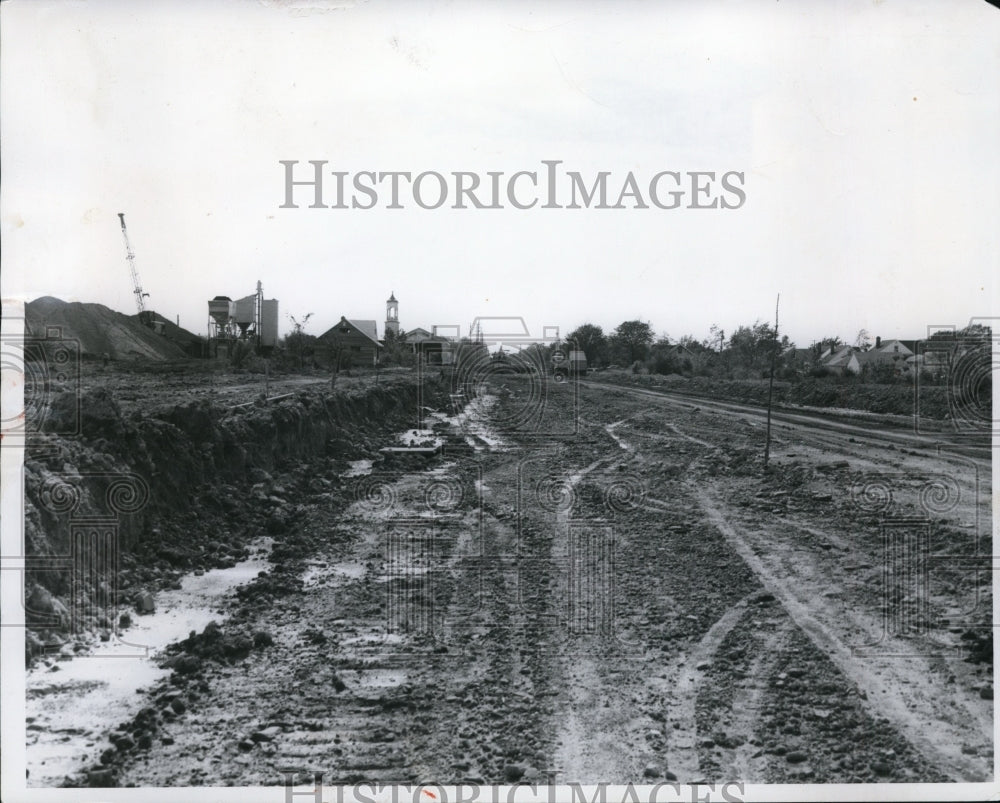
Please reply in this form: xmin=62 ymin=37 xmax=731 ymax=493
xmin=24 ymin=375 xmax=992 ymax=787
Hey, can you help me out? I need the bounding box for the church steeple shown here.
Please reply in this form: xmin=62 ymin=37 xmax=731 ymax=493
xmin=385 ymin=291 xmax=399 ymax=336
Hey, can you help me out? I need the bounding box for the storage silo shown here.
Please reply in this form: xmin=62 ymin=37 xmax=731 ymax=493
xmin=233 ymin=294 xmax=257 ymax=337
xmin=260 ymin=299 xmax=279 ymax=348
xmin=208 ymin=296 xmax=233 ymax=329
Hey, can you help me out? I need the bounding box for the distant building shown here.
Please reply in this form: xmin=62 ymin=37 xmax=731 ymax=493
xmin=318 ymin=316 xmax=381 ymax=367
xmin=821 ymin=345 xmax=862 ymax=375
xmin=783 ymin=346 xmax=818 ymax=373
xmin=385 ymin=292 xmax=400 ymax=337
xmin=404 ymin=326 xmax=455 ymax=364
xmin=855 ymin=338 xmax=915 ymax=375
xmin=819 ymin=336 xmax=917 ymax=377
xmin=318 ymin=292 xmax=457 ymax=367
xmin=382 ymin=293 xmax=455 ymax=364
xmin=206 ymin=281 xmax=278 ymax=352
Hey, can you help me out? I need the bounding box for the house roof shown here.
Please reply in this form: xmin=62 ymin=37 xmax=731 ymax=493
xmin=873 ymin=339 xmax=914 ymax=356
xmin=350 ymin=319 xmax=379 ymax=344
xmin=823 ymin=345 xmax=856 ymax=367
xmin=319 ymin=317 xmax=381 ymax=347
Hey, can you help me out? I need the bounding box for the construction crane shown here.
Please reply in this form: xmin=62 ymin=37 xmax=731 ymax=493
xmin=117 ymin=212 xmax=150 ymax=323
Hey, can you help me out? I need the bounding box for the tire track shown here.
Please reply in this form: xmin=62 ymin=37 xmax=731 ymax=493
xmin=693 ymin=486 xmax=990 ymax=782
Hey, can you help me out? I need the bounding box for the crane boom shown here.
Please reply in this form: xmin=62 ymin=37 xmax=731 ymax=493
xmin=118 ymin=212 xmax=149 ymax=318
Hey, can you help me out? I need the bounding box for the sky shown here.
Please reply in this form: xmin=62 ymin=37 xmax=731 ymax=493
xmin=2 ymin=0 xmax=998 ymax=349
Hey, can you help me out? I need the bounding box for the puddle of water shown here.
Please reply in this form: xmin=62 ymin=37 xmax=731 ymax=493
xmin=436 ymin=394 xmax=507 ymax=451
xmin=343 ymin=459 xmax=374 ymax=478
xmin=397 ymin=428 xmax=445 ymax=448
xmin=356 ymin=668 xmax=407 ymax=689
xmin=25 ymin=537 xmax=273 ymax=787
xmin=302 ymin=560 xmax=368 ymax=588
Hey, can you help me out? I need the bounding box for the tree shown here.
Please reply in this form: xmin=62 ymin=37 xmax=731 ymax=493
xmin=381 ymin=328 xmax=413 ymax=367
xmin=854 ymin=328 xmax=872 ymax=351
xmin=705 ymin=324 xmax=726 ymax=352
xmin=728 ymin=320 xmax=776 ymax=370
xmin=286 ymin=312 xmax=314 ymax=369
xmin=566 ymin=323 xmax=608 ymax=366
xmin=648 ymin=335 xmax=690 ymax=376
xmin=609 ymin=320 xmax=655 ymax=365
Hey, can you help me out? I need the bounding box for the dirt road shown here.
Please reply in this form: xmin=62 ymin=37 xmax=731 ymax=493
xmin=40 ymin=375 xmax=992 ymax=787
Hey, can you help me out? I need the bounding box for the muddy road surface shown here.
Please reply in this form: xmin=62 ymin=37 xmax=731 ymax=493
xmin=32 ymin=376 xmax=992 ymax=787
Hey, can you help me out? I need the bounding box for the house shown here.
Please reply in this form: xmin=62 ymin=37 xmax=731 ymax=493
xmin=403 ymin=326 xmax=455 ymax=364
xmin=381 ymin=294 xmax=457 ymax=364
xmin=821 ymin=345 xmax=862 ymax=375
xmin=854 ymin=337 xmax=916 ymax=377
xmin=317 ymin=316 xmax=381 ymax=367
xmin=867 ymin=337 xmax=914 ymax=362
xmin=783 ymin=346 xmax=817 ymax=372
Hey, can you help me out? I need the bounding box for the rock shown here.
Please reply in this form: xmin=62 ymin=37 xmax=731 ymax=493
xmin=26 ymin=585 xmax=70 ymax=628
xmin=87 ymin=767 xmax=116 ymax=787
xmin=170 ymin=698 xmax=186 ymax=714
xmin=786 ymin=751 xmax=807 ymax=764
xmin=251 ymin=726 xmax=282 ymax=742
xmin=503 ymin=763 xmax=525 ymax=782
xmin=872 ymin=761 xmax=891 ymax=776
xmin=714 ymin=732 xmax=745 ymax=748
xmin=25 ymin=630 xmax=46 ymax=660
xmin=171 ymin=655 xmax=203 ymax=675
xmin=113 ymin=734 xmax=135 ymax=752
xmin=785 ymin=667 xmax=806 ymax=678
xmin=222 ymin=634 xmax=254 ymax=659
xmin=663 ymin=770 xmax=678 ymax=781
xmin=237 ymin=738 xmax=255 ymax=752
xmin=695 ymin=660 xmax=712 ymax=671
xmin=253 ymin=630 xmax=274 ymax=648
xmin=135 ymin=591 xmax=155 ymax=615
xmin=202 ymin=621 xmax=223 ymax=640
xmin=642 ymin=764 xmax=661 ymax=779
xmin=979 ymin=686 xmax=993 ymax=700
xmin=137 ymin=732 xmax=153 ymax=749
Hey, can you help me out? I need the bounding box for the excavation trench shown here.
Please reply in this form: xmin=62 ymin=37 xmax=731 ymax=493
xmin=21 ymin=376 xmax=455 ymax=786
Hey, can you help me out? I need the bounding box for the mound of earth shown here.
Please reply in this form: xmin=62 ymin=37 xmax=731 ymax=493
xmin=139 ymin=311 xmax=204 ymax=357
xmin=25 ymin=297 xmax=201 ymax=361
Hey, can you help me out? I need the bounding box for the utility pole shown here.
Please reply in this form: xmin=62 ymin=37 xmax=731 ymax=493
xmin=763 ymin=293 xmax=780 ymax=471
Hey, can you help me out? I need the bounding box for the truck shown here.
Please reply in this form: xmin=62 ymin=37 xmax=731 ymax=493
xmin=552 ymin=348 xmax=587 ymax=380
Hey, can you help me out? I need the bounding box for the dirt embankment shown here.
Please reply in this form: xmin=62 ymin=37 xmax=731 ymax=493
xmin=23 ymin=376 xmax=447 ymax=660
xmin=589 ymin=371 xmax=957 ymax=421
